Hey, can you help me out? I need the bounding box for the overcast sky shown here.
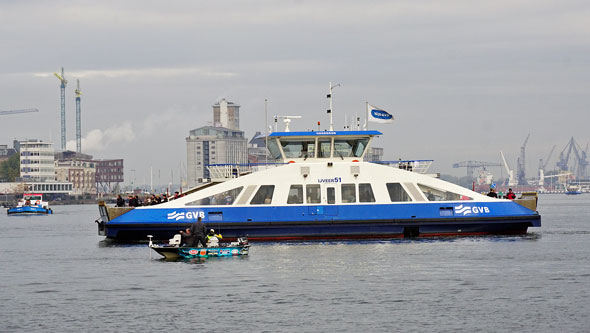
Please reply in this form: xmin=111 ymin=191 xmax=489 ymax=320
xmin=1 ymin=0 xmax=589 ymax=187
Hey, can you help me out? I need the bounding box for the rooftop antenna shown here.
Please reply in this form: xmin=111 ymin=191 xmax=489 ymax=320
xmin=327 ymin=82 xmax=340 ymax=131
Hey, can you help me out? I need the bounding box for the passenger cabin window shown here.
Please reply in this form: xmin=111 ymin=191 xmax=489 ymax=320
xmin=281 ymin=139 xmax=316 ymax=159
xmin=250 ymin=185 xmax=275 ymax=205
xmin=418 ymin=184 xmax=472 ymax=201
xmin=186 ymin=186 xmax=243 ymax=206
xmin=359 ymin=183 xmax=375 ymax=202
xmin=386 ymin=183 xmax=412 ymax=202
xmin=318 ymin=139 xmax=332 ymax=158
xmin=327 ymin=187 xmax=335 ymax=204
xmin=287 ymin=185 xmax=303 ymax=204
xmin=306 ymin=184 xmax=321 ymax=204
xmin=341 ymin=184 xmax=356 ymax=203
xmin=267 ymin=139 xmax=282 ymax=160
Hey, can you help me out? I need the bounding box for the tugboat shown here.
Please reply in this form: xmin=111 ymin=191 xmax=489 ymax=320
xmin=7 ymin=193 xmax=52 ymax=215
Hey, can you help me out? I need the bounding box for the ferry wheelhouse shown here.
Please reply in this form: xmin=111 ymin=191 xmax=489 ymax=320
xmin=96 ymin=130 xmax=540 ymax=241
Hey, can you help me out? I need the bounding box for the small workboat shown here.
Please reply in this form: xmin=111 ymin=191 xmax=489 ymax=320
xmin=149 ymin=235 xmax=250 ymax=259
xmin=7 ymin=193 xmax=52 ymax=215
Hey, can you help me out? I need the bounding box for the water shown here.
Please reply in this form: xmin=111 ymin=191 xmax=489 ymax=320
xmin=1 ymin=195 xmax=589 ymax=332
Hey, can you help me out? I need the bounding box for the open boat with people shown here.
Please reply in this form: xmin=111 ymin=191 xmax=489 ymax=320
xmin=96 ymin=127 xmax=541 ymax=242
xmin=7 ymin=193 xmax=52 ymax=215
xmin=149 ymin=235 xmax=250 ymax=259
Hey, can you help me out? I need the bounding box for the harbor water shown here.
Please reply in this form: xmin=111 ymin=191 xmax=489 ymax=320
xmin=1 ymin=195 xmax=589 ymax=332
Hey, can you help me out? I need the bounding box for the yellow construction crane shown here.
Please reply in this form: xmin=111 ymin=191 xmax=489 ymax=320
xmin=54 ymin=67 xmax=67 ymax=150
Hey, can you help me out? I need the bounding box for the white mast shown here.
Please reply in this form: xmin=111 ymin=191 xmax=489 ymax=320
xmin=327 ymin=82 xmax=340 ymax=131
xmin=265 ymin=98 xmax=268 ymax=164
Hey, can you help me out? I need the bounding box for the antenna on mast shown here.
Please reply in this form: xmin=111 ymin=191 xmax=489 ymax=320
xmin=274 ymin=115 xmax=302 ymax=132
xmin=327 ymin=82 xmax=340 ymax=131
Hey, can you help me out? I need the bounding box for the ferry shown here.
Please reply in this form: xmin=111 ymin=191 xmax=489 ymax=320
xmin=7 ymin=193 xmax=52 ymax=215
xmin=96 ymin=129 xmax=541 ymax=241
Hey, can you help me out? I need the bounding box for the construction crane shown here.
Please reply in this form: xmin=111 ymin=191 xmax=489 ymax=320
xmin=556 ymin=137 xmax=589 ymax=179
xmin=0 ymin=108 xmax=39 ymax=116
xmin=452 ymin=161 xmax=502 ymax=179
xmin=516 ymin=133 xmax=530 ymax=185
xmin=75 ymin=79 xmax=82 ymax=153
xmin=500 ymin=151 xmax=516 ymax=186
xmin=538 ymin=145 xmax=556 ymax=172
xmin=54 ymin=67 xmax=67 ymax=150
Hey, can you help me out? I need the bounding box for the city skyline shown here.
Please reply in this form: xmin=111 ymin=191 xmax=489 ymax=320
xmin=1 ymin=1 xmax=589 ymax=187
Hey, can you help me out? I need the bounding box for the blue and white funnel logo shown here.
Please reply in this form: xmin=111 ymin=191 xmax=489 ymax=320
xmin=167 ymin=211 xmax=185 ymax=221
xmin=454 ymin=204 xmax=490 ymax=216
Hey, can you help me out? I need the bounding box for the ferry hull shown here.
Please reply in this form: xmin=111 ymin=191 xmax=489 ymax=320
xmin=7 ymin=206 xmax=52 ymax=215
xmin=99 ymin=214 xmax=540 ymax=242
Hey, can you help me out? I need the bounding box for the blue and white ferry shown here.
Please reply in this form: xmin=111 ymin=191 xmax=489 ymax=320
xmin=96 ymin=129 xmax=540 ymax=241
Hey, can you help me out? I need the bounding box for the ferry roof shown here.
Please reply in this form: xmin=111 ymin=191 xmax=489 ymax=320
xmin=268 ymin=130 xmax=382 ymax=137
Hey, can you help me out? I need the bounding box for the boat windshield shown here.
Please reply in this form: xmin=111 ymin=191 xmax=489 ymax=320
xmin=267 ymin=139 xmax=282 ymax=160
xmin=280 ymin=139 xmax=316 ymax=159
xmin=334 ymin=138 xmax=369 ymax=158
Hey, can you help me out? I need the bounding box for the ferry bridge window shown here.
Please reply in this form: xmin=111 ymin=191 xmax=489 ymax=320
xmin=306 ymin=184 xmax=321 ymax=204
xmin=287 ymin=185 xmax=303 ymax=204
xmin=417 ymin=184 xmax=472 ymax=201
xmin=327 ymin=187 xmax=335 ymax=204
xmin=280 ymin=139 xmax=316 ymax=159
xmin=386 ymin=183 xmax=412 ymax=202
xmin=186 ymin=186 xmax=243 ymax=206
xmin=318 ymin=139 xmax=332 ymax=158
xmin=341 ymin=184 xmax=356 ymax=203
xmin=267 ymin=139 xmax=282 ymax=160
xmin=359 ymin=183 xmax=375 ymax=202
xmin=250 ymin=185 xmax=275 ymax=205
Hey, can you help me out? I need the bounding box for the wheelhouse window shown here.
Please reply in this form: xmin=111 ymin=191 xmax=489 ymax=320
xmin=250 ymin=185 xmax=275 ymax=205
xmin=267 ymin=139 xmax=282 ymax=160
xmin=186 ymin=186 xmax=243 ymax=206
xmin=306 ymin=184 xmax=321 ymax=204
xmin=341 ymin=184 xmax=356 ymax=203
xmin=359 ymin=183 xmax=375 ymax=203
xmin=318 ymin=139 xmax=332 ymax=158
xmin=280 ymin=139 xmax=316 ymax=159
xmin=418 ymin=184 xmax=472 ymax=201
xmin=333 ymin=138 xmax=370 ymax=158
xmin=287 ymin=185 xmax=303 ymax=204
xmin=386 ymin=183 xmax=412 ymax=202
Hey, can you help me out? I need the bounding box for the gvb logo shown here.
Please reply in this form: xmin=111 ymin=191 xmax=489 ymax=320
xmin=167 ymin=210 xmax=205 ymax=221
xmin=454 ymin=205 xmax=490 ymax=216
xmin=167 ymin=211 xmax=185 ymax=221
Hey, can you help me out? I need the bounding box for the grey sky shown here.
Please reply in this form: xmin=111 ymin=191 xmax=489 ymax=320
xmin=1 ymin=0 xmax=589 ymax=187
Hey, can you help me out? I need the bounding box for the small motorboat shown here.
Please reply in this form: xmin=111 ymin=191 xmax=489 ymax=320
xmin=148 ymin=234 xmax=250 ymax=259
xmin=7 ymin=193 xmax=52 ymax=215
xmin=565 ymin=185 xmax=582 ymax=195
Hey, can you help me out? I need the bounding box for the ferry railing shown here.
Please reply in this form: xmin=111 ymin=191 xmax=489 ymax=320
xmin=206 ymin=162 xmax=288 ymax=182
xmin=370 ymin=160 xmax=434 ymax=174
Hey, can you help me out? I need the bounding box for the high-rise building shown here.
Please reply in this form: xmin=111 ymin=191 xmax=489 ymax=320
xmin=19 ymin=140 xmax=55 ymax=182
xmin=186 ymin=126 xmax=248 ymax=187
xmin=213 ymin=98 xmax=240 ymax=130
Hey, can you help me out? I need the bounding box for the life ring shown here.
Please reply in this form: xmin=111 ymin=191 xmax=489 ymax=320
xmin=35 ymin=200 xmax=40 ymax=205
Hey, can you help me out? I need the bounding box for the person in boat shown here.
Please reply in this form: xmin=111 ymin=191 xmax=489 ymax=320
xmin=25 ymin=198 xmax=31 ymax=206
xmin=116 ymin=195 xmax=125 ymax=207
xmin=506 ymin=188 xmax=516 ymax=200
xmin=184 ymin=217 xmax=208 ymax=247
xmin=179 ymin=227 xmax=192 ymax=246
xmin=173 ymin=191 xmax=180 ymax=200
xmin=487 ymin=188 xmax=498 ymax=198
xmin=206 ymin=229 xmax=223 ymax=247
